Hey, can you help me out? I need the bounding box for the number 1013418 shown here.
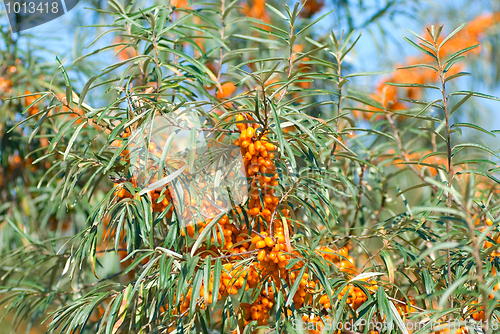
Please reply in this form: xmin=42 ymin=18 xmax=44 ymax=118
xmin=5 ymin=1 xmax=59 ymax=14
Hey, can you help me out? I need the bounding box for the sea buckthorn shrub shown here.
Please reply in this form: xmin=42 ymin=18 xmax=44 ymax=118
xmin=1 ymin=1 xmax=500 ymax=334
xmin=0 ymin=30 xmax=94 ymax=249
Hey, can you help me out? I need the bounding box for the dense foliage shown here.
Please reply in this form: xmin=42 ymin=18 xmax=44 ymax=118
xmin=2 ymin=1 xmax=500 ymax=334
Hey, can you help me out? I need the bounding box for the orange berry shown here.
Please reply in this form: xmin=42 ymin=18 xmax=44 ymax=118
xmin=265 ymin=143 xmax=275 ymax=151
xmin=255 ymin=141 xmax=262 ymax=151
xmin=264 ymin=237 xmax=274 ymax=247
xmin=256 ymin=241 xmax=266 ymax=249
xmin=251 ymin=235 xmax=262 ymax=244
xmin=248 ymin=143 xmax=256 ymax=155
xmin=257 ymin=250 xmax=266 ymax=261
xmin=217 ymin=82 xmax=236 ymax=99
xmin=249 ymin=207 xmax=260 ymax=215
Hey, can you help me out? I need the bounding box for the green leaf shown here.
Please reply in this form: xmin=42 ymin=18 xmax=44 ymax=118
xmin=106 ymin=291 xmax=124 ymax=334
xmin=376 ymin=286 xmax=392 ymax=324
xmin=296 ymin=10 xmax=335 ymax=36
xmin=389 ymin=300 xmax=410 ymax=334
xmin=212 ymin=258 xmax=221 ymax=307
xmin=138 ymin=165 xmax=187 ymax=195
xmin=410 ymin=242 xmax=461 ymax=266
xmin=385 ymin=82 xmax=441 ymax=90
xmin=407 ymin=29 xmax=435 ymax=48
xmin=450 ymin=90 xmax=500 ymax=102
xmin=396 ymin=182 xmax=431 ymax=197
xmin=438 ymin=276 xmax=470 ymax=309
xmin=454 ymin=159 xmax=497 ymax=166
xmin=339 ymin=32 xmax=362 ymax=61
xmin=417 ymin=151 xmax=447 ymax=165
xmin=6 ymin=217 xmax=38 ymax=245
xmin=265 ymin=3 xmax=288 ymax=21
xmin=17 ymin=92 xmax=49 ymax=116
xmin=413 ymin=99 xmax=443 ymax=118
xmin=345 ymin=70 xmax=393 ymax=78
xmin=449 ymin=91 xmax=473 ymax=116
xmin=403 ymin=36 xmax=437 ymax=60
xmin=445 ymin=44 xmax=479 ymax=65
xmin=63 ymin=122 xmax=87 ymax=161
xmin=452 ymin=143 xmax=500 ymax=160
xmin=451 ymin=123 xmax=496 ymax=137
xmin=379 ymin=250 xmax=394 ymax=284
xmin=191 ymin=211 xmax=227 ymax=256
xmin=270 ymin=102 xmax=296 ymax=169
xmin=444 ymin=71 xmax=470 ymax=83
xmin=247 ymin=18 xmax=289 ymax=36
xmin=56 ymin=56 xmax=73 ymax=105
xmin=49 ymin=118 xmax=79 ymax=153
xmin=232 ymin=34 xmax=281 ymax=45
xmin=397 ymin=63 xmax=438 ymax=72
xmin=285 ymin=264 xmax=306 ymax=307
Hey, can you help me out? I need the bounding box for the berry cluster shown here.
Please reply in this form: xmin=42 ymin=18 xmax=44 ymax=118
xmin=113 ymin=129 xmax=174 ymax=215
xmin=108 ymin=112 xmax=423 ymax=333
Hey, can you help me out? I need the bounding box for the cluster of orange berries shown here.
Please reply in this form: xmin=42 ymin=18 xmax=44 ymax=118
xmin=7 ymin=153 xmax=23 ymax=171
xmin=161 ymin=113 xmax=286 ymax=330
xmin=314 ymin=244 xmax=418 ymax=332
xmin=338 ymin=284 xmax=372 ymax=311
xmin=466 ymin=216 xmax=498 ymax=324
xmin=314 ymin=245 xmax=385 ymax=329
xmin=171 ymin=235 xmax=262 ymax=323
xmin=358 ymin=12 xmax=500 ymax=122
xmin=114 ymin=174 xmax=174 ymax=215
xmin=1 ymin=153 xmax=43 ymax=190
xmin=433 ymin=327 xmax=468 ymax=334
xmin=235 ymin=116 xmax=278 ymax=216
xmin=109 ymin=112 xmax=406 ymax=332
xmin=316 ymin=245 xmax=356 ymax=274
xmin=470 ymin=300 xmax=485 ymax=322
xmin=241 ymin=287 xmax=275 ymax=326
xmin=0 ymin=75 xmax=13 ymax=96
xmin=24 ymin=90 xmax=43 ymax=116
xmin=234 ymin=113 xmax=309 ymax=325
xmin=241 ymin=0 xmax=270 ymax=24
xmin=358 ymin=56 xmax=463 ymax=121
xmin=481 ymin=216 xmax=500 ymax=315
xmin=112 ymin=128 xmax=175 ymax=215
xmin=478 ymin=216 xmax=500 ymax=275
xmin=0 ymin=76 xmax=12 ymax=93
xmin=317 ymin=278 xmax=375 ymax=312
xmin=299 ymin=314 xmax=331 ymax=334
xmin=394 ymin=296 xmax=416 ymax=316
xmin=440 ymin=12 xmax=500 ymax=56
xmin=299 ymin=314 xmax=381 ymax=334
xmin=1 ymin=65 xmax=44 ymax=119
xmin=0 ymin=64 xmax=17 ymax=99
xmin=252 ymin=232 xmax=287 ymax=267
